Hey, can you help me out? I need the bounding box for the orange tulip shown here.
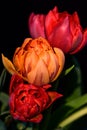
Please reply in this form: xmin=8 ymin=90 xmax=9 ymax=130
xmin=2 ymin=37 xmax=65 ymax=86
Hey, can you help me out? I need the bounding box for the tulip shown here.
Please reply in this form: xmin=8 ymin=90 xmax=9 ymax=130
xmin=9 ymin=74 xmax=62 ymax=123
xmin=28 ymin=6 xmax=87 ymax=54
xmin=2 ymin=37 xmax=65 ymax=86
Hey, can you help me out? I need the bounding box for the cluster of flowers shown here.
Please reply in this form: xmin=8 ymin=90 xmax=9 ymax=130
xmin=1 ymin=6 xmax=87 ymax=123
xmin=2 ymin=37 xmax=64 ymax=123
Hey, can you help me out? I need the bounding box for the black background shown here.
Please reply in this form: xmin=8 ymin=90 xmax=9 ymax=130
xmin=0 ymin=1 xmax=87 ymax=129
xmin=0 ymin=0 xmax=87 ymax=92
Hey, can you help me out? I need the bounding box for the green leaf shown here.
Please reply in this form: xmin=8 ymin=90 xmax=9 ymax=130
xmin=60 ymin=56 xmax=83 ymax=102
xmin=17 ymin=122 xmax=26 ymax=130
xmin=0 ymin=92 xmax=9 ymax=112
xmin=38 ymin=56 xmax=84 ymax=130
xmin=0 ymin=111 xmax=10 ymax=116
xmin=46 ymin=94 xmax=87 ymax=130
xmin=62 ymin=65 xmax=75 ymax=76
xmin=56 ymin=94 xmax=87 ymax=121
xmin=62 ymin=114 xmax=87 ymax=130
xmin=0 ymin=68 xmax=7 ymax=89
xmin=0 ymin=120 xmax=6 ymax=130
xmin=58 ymin=106 xmax=87 ymax=128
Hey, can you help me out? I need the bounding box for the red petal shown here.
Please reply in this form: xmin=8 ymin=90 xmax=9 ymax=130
xmin=28 ymin=13 xmax=46 ymax=38
xmin=9 ymin=74 xmax=23 ymax=94
xmin=70 ymin=12 xmax=81 ymax=28
xmin=45 ymin=6 xmax=59 ymax=37
xmin=47 ymin=16 xmax=72 ymax=53
xmin=29 ymin=114 xmax=43 ymax=123
xmin=46 ymin=92 xmax=63 ymax=108
xmin=70 ymin=29 xmax=87 ymax=54
xmin=69 ymin=27 xmax=82 ymax=52
xmin=42 ymin=84 xmax=52 ymax=90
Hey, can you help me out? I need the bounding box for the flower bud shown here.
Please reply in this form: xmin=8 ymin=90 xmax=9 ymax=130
xmin=2 ymin=37 xmax=65 ymax=86
xmin=9 ymin=74 xmax=62 ymax=123
xmin=28 ymin=6 xmax=87 ymax=54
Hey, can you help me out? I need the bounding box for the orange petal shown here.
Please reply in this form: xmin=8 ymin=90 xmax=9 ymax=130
xmin=21 ymin=38 xmax=32 ymax=48
xmin=1 ymin=54 xmax=28 ymax=82
xmin=27 ymin=59 xmax=50 ymax=86
xmin=52 ymin=48 xmax=65 ymax=81
xmin=47 ymin=50 xmax=59 ymax=81
xmin=1 ymin=54 xmax=16 ymax=75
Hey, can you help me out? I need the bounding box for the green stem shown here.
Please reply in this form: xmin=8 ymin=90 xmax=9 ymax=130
xmin=38 ymin=79 xmax=60 ymax=130
xmin=58 ymin=106 xmax=87 ymax=128
xmin=0 ymin=110 xmax=10 ymax=116
xmin=42 ymin=107 xmax=52 ymax=130
xmin=32 ymin=123 xmax=39 ymax=130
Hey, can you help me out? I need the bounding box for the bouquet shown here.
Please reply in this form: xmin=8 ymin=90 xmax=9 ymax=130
xmin=0 ymin=5 xmax=87 ymax=130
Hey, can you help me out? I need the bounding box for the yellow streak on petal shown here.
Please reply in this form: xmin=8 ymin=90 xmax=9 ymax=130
xmin=52 ymin=48 xmax=65 ymax=81
xmin=1 ymin=54 xmax=16 ymax=75
xmin=1 ymin=54 xmax=28 ymax=82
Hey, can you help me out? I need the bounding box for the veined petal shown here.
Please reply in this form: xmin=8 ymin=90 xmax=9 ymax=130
xmin=24 ymin=50 xmax=39 ymax=74
xmin=47 ymin=50 xmax=60 ymax=81
xmin=27 ymin=59 xmax=50 ymax=86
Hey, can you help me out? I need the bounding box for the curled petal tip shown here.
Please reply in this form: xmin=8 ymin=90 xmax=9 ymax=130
xmin=47 ymin=91 xmax=63 ymax=108
xmin=1 ymin=53 xmax=16 ymax=75
xmin=70 ymin=29 xmax=87 ymax=54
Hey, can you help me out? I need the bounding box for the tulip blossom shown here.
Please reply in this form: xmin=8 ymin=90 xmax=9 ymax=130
xmin=9 ymin=74 xmax=62 ymax=123
xmin=2 ymin=37 xmax=65 ymax=86
xmin=28 ymin=6 xmax=87 ymax=54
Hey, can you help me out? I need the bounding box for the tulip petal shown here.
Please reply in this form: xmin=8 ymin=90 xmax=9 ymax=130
xmin=9 ymin=74 xmax=24 ymax=94
xmin=24 ymin=50 xmax=39 ymax=74
xmin=45 ymin=6 xmax=59 ymax=37
xmin=27 ymin=59 xmax=50 ymax=86
xmin=1 ymin=54 xmax=29 ymax=83
xmin=13 ymin=47 xmax=26 ymax=73
xmin=28 ymin=13 xmax=46 ymax=38
xmin=47 ymin=91 xmax=63 ymax=108
xmin=1 ymin=54 xmax=16 ymax=75
xmin=46 ymin=16 xmax=72 ymax=53
xmin=21 ymin=38 xmax=32 ymax=48
xmin=43 ymin=84 xmax=52 ymax=90
xmin=47 ymin=50 xmax=60 ymax=81
xmin=52 ymin=48 xmax=65 ymax=81
xmin=29 ymin=114 xmax=43 ymax=123
xmin=70 ymin=29 xmax=87 ymax=54
xmin=70 ymin=27 xmax=82 ymax=52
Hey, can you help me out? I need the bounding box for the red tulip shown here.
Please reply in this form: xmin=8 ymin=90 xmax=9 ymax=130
xmin=28 ymin=6 xmax=87 ymax=54
xmin=9 ymin=74 xmax=62 ymax=123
